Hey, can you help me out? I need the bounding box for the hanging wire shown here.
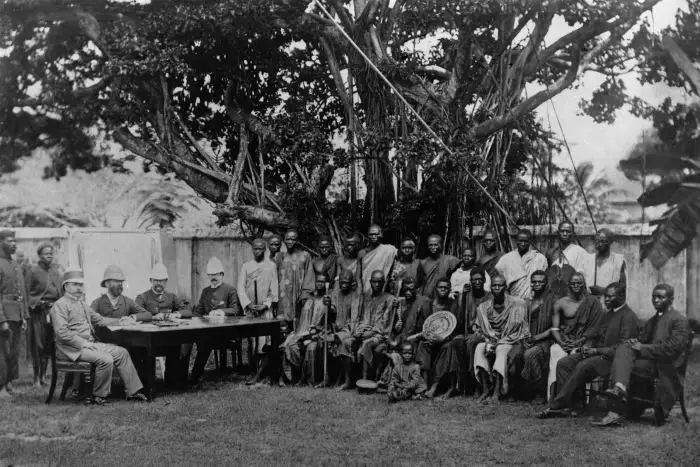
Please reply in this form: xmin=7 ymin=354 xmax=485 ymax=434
xmin=311 ymin=0 xmax=520 ymax=229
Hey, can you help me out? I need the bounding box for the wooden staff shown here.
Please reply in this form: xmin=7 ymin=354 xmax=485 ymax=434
xmin=254 ymin=280 xmax=259 ymax=307
xmin=324 ymin=282 xmax=329 ymax=386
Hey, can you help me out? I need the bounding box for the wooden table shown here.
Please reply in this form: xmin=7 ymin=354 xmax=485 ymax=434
xmin=105 ymin=316 xmax=282 ymax=400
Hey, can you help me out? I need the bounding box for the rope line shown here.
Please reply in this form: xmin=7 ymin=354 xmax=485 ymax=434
xmin=312 ymin=0 xmax=519 ymax=229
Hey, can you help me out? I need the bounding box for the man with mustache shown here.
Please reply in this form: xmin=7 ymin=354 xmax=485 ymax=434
xmin=50 ymin=268 xmax=147 ymax=405
xmin=136 ymin=263 xmax=190 ymax=387
xmin=189 ymin=256 xmax=240 ymax=384
xmin=0 ymin=230 xmax=28 ymax=398
xmin=91 ymin=265 xmax=152 ymax=323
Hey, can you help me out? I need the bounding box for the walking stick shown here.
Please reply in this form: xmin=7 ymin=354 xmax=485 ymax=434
xmin=324 ymin=282 xmax=329 ymax=386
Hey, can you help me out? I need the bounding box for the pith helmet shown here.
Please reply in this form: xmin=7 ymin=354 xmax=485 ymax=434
xmin=206 ymin=257 xmax=225 ymax=275
xmin=150 ymin=263 xmax=169 ymax=280
xmin=62 ymin=268 xmax=85 ymax=287
xmin=101 ymin=265 xmax=126 ymax=287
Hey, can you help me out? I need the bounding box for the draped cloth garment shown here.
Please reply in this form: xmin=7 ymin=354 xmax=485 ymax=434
xmin=278 ymin=251 xmax=314 ymax=323
xmin=358 ymin=245 xmax=397 ymax=294
xmin=419 ymin=255 xmax=461 ymax=299
xmin=551 ymin=244 xmax=593 ymax=284
xmin=473 ymin=295 xmax=529 ymax=394
xmin=281 ymin=295 xmax=327 ymax=380
xmin=547 ymin=294 xmax=604 ymax=396
xmin=495 ymin=249 xmax=548 ymax=300
xmin=387 ymin=259 xmax=422 ymax=296
xmin=356 ymin=292 xmax=394 ymax=366
xmin=330 ymin=289 xmax=363 ymax=361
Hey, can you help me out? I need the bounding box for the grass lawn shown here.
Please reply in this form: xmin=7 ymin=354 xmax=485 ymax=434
xmin=2 ymin=345 xmax=699 ymax=466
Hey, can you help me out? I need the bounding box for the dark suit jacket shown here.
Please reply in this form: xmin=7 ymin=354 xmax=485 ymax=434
xmin=638 ymin=307 xmax=690 ymax=415
xmin=193 ymin=282 xmax=240 ymax=317
xmin=135 ymin=289 xmax=191 ymax=318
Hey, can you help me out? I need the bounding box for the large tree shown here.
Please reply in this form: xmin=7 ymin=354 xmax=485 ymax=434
xmin=610 ymin=4 xmax=700 ymax=268
xmin=0 ymin=0 xmax=666 ymax=251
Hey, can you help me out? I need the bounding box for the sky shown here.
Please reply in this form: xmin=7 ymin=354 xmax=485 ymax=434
xmin=536 ymin=0 xmax=690 ymax=193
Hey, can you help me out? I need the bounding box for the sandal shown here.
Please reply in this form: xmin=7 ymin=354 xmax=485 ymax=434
xmin=536 ymin=408 xmax=572 ymax=419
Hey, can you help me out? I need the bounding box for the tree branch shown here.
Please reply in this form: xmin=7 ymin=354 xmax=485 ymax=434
xmin=226 ymin=125 xmax=249 ymax=206
xmin=661 ymin=35 xmax=700 ymax=95
xmin=173 ymin=111 xmax=219 ymax=171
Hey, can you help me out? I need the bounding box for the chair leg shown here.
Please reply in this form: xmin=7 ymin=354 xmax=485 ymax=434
xmin=247 ymin=337 xmax=255 ymax=371
xmin=59 ymin=373 xmax=72 ymax=401
xmin=214 ymin=349 xmax=220 ymax=370
xmin=86 ymin=367 xmax=95 ymax=400
xmin=45 ymin=369 xmax=58 ymax=404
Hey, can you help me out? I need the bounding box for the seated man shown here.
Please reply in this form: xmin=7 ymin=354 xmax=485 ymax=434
xmin=509 ymin=270 xmax=557 ymax=401
xmin=50 ymin=269 xmax=148 ymax=404
xmin=548 ymin=272 xmax=603 ymax=399
xmin=461 ymin=267 xmax=492 ymax=395
xmin=91 ymin=265 xmax=151 ymax=323
xmin=419 ymin=277 xmax=460 ymax=399
xmin=355 ymin=270 xmax=395 ymax=382
xmin=329 ymin=269 xmax=363 ymax=390
xmin=135 ymin=263 xmax=191 ymax=387
xmin=189 ymin=257 xmax=240 ymax=385
xmin=280 ymin=273 xmax=332 ymax=385
xmin=473 ymin=274 xmax=529 ymax=403
xmin=377 ymin=277 xmax=430 ymax=388
xmin=388 ymin=343 xmax=427 ymax=403
xmin=594 ymin=284 xmax=690 ymax=427
xmin=538 ymin=282 xmax=639 ymax=418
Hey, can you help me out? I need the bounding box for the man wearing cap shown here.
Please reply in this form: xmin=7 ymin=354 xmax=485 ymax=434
xmin=26 ymin=243 xmax=63 ymax=388
xmin=50 ymin=268 xmax=148 ymax=404
xmin=190 ymin=256 xmax=240 ymax=384
xmin=0 ymin=230 xmax=29 ymax=398
xmin=91 ymin=265 xmax=152 ymax=323
xmin=136 ymin=263 xmax=190 ymax=387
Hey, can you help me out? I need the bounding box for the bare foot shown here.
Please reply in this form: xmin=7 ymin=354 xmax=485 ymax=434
xmin=5 ymin=382 xmax=13 ymax=393
xmin=314 ymin=381 xmax=328 ymax=389
xmin=438 ymin=387 xmax=458 ymax=400
xmin=478 ymin=391 xmax=490 ymax=403
xmin=336 ymin=382 xmax=352 ymax=392
xmin=425 ymin=384 xmax=439 ymax=399
xmin=0 ymin=388 xmax=11 ymax=399
xmin=491 ymin=393 xmax=500 ymax=404
xmin=33 ymin=381 xmax=42 ymax=389
xmin=277 ymin=378 xmax=287 ymax=388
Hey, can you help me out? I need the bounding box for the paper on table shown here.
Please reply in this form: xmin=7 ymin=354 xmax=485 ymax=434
xmin=107 ymin=326 xmax=123 ymax=331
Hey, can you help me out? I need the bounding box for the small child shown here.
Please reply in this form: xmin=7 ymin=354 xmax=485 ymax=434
xmin=388 ymin=343 xmax=427 ymax=402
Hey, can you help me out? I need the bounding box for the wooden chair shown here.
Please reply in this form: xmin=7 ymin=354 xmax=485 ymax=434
xmin=586 ymin=329 xmax=694 ymax=424
xmin=45 ymin=324 xmax=96 ymax=404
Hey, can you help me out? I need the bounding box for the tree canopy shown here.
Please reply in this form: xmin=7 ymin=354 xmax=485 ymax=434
xmin=0 ymin=0 xmax=673 ymax=253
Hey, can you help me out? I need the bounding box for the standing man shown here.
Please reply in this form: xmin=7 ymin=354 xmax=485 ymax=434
xmin=189 ymin=257 xmax=240 ymax=385
xmin=538 ymin=282 xmax=639 ymax=418
xmin=0 ymin=230 xmax=28 ymax=398
xmin=477 ymin=229 xmax=504 ymax=281
xmin=594 ymin=284 xmax=690 ymax=427
xmin=91 ymin=265 xmax=152 ymax=322
xmin=419 ymin=234 xmax=460 ymax=299
xmin=135 ymin=263 xmax=190 ymax=387
xmin=26 ymin=243 xmax=63 ymax=388
xmin=450 ymin=245 xmax=491 ymax=298
xmin=472 ymin=275 xmax=529 ymax=404
xmin=238 ymin=238 xmax=278 ymax=350
xmin=358 ymin=225 xmax=397 ymax=294
xmin=547 ymin=221 xmax=592 ymax=284
xmin=355 ymin=270 xmax=395 ymax=382
xmin=589 ymin=229 xmax=626 ymax=301
xmin=387 ymin=237 xmax=423 ymax=296
xmin=312 ymin=236 xmax=338 ymax=289
xmin=337 ymin=232 xmax=361 ymax=289
xmin=50 ymin=268 xmax=147 ymax=404
xmin=495 ymin=229 xmax=548 ymax=300
xmin=278 ymin=229 xmax=314 ymax=330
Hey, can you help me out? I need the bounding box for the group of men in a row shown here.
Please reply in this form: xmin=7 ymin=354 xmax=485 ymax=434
xmin=0 ymin=224 xmax=691 ymax=425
